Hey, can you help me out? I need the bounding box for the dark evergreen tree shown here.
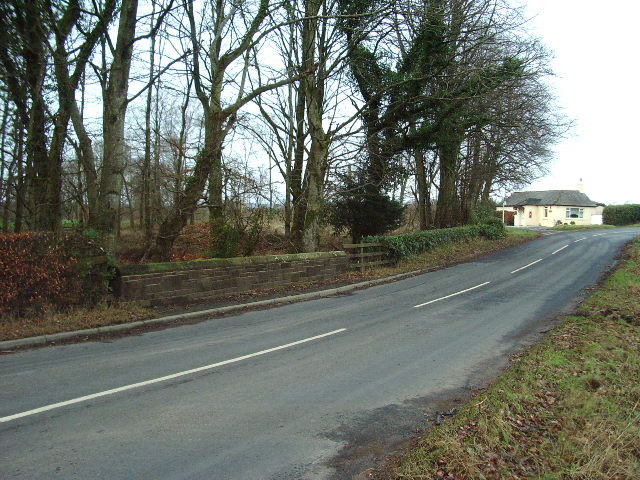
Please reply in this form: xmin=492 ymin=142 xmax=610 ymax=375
xmin=329 ymin=164 xmax=405 ymax=244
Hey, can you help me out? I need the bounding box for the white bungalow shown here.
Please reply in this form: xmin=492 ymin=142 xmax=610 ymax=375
xmin=497 ymin=190 xmax=604 ymax=227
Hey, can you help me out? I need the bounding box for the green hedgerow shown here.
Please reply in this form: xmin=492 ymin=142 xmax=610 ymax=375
xmin=364 ymin=222 xmax=505 ymax=261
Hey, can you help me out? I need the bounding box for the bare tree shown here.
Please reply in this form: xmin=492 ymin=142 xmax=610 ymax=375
xmin=251 ymin=0 xmax=383 ymax=252
xmin=0 ymin=0 xmax=119 ymax=233
xmin=147 ymin=0 xmax=311 ymax=260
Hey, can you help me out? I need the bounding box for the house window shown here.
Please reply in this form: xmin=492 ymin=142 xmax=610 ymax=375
xmin=544 ymin=207 xmax=548 ymax=218
xmin=566 ymin=208 xmax=584 ymax=219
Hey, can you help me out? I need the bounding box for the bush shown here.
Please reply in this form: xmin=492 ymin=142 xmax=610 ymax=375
xmin=0 ymin=233 xmax=77 ymax=317
xmin=61 ymin=218 xmax=82 ymax=229
xmin=0 ymin=232 xmax=117 ymax=317
xmin=209 ymin=221 xmax=242 ymax=258
xmin=170 ymin=222 xmax=214 ymax=261
xmin=470 ymin=204 xmax=500 ymax=224
xmin=364 ymin=222 xmax=505 ymax=261
xmin=60 ymin=232 xmax=118 ymax=303
xmin=208 ymin=207 xmax=267 ymax=258
xmin=475 ymin=216 xmax=506 ymax=239
xmin=603 ymin=204 xmax=640 ymax=226
xmin=328 ymin=174 xmax=405 ymax=243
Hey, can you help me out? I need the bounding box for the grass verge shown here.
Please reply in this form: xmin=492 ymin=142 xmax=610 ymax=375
xmin=551 ymin=224 xmax=616 ymax=231
xmin=0 ymin=304 xmax=155 ymax=342
xmin=378 ymin=237 xmax=640 ymax=480
xmin=0 ymin=229 xmax=538 ymax=342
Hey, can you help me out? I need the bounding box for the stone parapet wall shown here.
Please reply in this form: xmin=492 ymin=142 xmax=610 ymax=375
xmin=119 ymin=252 xmax=347 ymax=306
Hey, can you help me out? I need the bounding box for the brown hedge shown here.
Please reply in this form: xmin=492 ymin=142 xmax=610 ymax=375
xmin=0 ymin=232 xmax=79 ymax=317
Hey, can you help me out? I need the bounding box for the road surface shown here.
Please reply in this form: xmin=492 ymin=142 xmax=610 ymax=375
xmin=1 ymin=227 xmax=638 ymax=479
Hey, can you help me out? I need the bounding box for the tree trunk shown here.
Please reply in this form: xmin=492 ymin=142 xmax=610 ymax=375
xmin=415 ymin=149 xmax=428 ymax=230
xmin=14 ymin=133 xmax=25 ymax=233
xmin=207 ymin=154 xmax=224 ymax=222
xmin=1 ymin=119 xmax=16 ymax=233
xmin=0 ymin=98 xmax=8 ymax=227
xmin=25 ymin=84 xmax=49 ymax=231
xmin=93 ymin=0 xmax=138 ymax=254
xmin=148 ymin=114 xmax=226 ymax=261
xmin=70 ymin=100 xmax=98 ymax=223
xmin=292 ymin=0 xmax=329 ymax=252
xmin=174 ymin=80 xmax=192 ymax=208
xmin=142 ymin=3 xmax=157 ymax=239
xmin=283 ymin=81 xmax=296 ymax=239
xmin=289 ymin=83 xmax=307 ymax=249
xmin=300 ymin=135 xmax=329 ymax=252
xmin=434 ymin=137 xmax=462 ymax=228
xmin=300 ymin=38 xmax=330 ymax=253
xmin=17 ymin=0 xmax=51 ymax=232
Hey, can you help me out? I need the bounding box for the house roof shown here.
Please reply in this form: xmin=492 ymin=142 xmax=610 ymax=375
xmin=503 ymin=190 xmax=598 ymax=207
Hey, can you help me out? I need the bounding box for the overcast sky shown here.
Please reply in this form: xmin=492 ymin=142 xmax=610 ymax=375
xmin=516 ymin=0 xmax=639 ymax=204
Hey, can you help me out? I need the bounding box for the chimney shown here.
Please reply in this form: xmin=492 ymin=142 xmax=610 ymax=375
xmin=578 ymin=178 xmax=585 ymax=193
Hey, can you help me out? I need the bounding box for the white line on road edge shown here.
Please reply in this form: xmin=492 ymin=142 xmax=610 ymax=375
xmin=552 ymin=245 xmax=569 ymax=255
xmin=510 ymin=259 xmax=543 ymax=274
xmin=0 ymin=329 xmax=347 ymax=424
xmin=573 ymin=237 xmax=587 ymax=243
xmin=413 ymin=282 xmax=491 ymax=308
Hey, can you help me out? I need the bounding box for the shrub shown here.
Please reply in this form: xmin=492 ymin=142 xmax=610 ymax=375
xmin=0 ymin=232 xmax=117 ymax=317
xmin=603 ymin=204 xmax=640 ymax=226
xmin=474 ymin=216 xmax=506 ymax=239
xmin=209 ymin=221 xmax=241 ymax=258
xmin=328 ymin=174 xmax=405 ymax=243
xmin=61 ymin=218 xmax=82 ymax=229
xmin=470 ymin=204 xmax=500 ymax=224
xmin=171 ymin=222 xmax=215 ymax=261
xmin=364 ymin=223 xmax=504 ymax=261
xmin=208 ymin=207 xmax=268 ymax=258
xmin=0 ymin=233 xmax=77 ymax=317
xmin=60 ymin=232 xmax=118 ymax=304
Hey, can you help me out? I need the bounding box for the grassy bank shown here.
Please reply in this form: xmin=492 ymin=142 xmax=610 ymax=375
xmin=0 ymin=229 xmax=538 ymax=342
xmin=381 ymin=238 xmax=640 ymax=480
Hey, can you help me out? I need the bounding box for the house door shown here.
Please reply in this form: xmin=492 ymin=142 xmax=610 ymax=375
xmin=503 ymin=211 xmax=514 ymax=226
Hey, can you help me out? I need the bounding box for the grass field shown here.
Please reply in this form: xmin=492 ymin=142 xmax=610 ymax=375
xmin=380 ymin=237 xmax=640 ymax=480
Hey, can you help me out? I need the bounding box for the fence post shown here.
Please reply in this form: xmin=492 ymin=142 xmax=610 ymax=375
xmin=343 ymin=242 xmax=390 ymax=271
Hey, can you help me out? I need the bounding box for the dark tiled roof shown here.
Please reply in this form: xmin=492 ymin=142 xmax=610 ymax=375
xmin=503 ymin=190 xmax=597 ymax=207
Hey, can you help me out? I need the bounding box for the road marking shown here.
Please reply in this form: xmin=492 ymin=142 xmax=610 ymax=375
xmin=573 ymin=237 xmax=587 ymax=243
xmin=0 ymin=328 xmax=347 ymax=424
xmin=552 ymin=245 xmax=569 ymax=255
xmin=413 ymin=282 xmax=491 ymax=308
xmin=510 ymin=258 xmax=543 ymax=274
xmin=592 ymin=233 xmax=605 ymax=237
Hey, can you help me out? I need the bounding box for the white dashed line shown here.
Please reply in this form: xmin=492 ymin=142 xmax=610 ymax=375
xmin=552 ymin=245 xmax=569 ymax=255
xmin=413 ymin=282 xmax=491 ymax=308
xmin=0 ymin=328 xmax=348 ymax=423
xmin=510 ymin=259 xmax=543 ymax=274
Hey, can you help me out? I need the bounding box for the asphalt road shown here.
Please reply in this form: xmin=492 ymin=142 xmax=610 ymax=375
xmin=2 ymin=228 xmax=638 ymax=479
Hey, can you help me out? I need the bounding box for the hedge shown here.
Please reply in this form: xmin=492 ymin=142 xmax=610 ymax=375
xmin=0 ymin=232 xmax=116 ymax=317
xmin=363 ymin=220 xmax=506 ymax=260
xmin=603 ymin=204 xmax=640 ymax=226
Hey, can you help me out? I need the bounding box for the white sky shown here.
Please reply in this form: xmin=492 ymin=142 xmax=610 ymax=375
xmin=518 ymin=0 xmax=639 ymax=204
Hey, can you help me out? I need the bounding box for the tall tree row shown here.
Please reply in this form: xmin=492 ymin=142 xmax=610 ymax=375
xmin=0 ymin=0 xmax=565 ymax=259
